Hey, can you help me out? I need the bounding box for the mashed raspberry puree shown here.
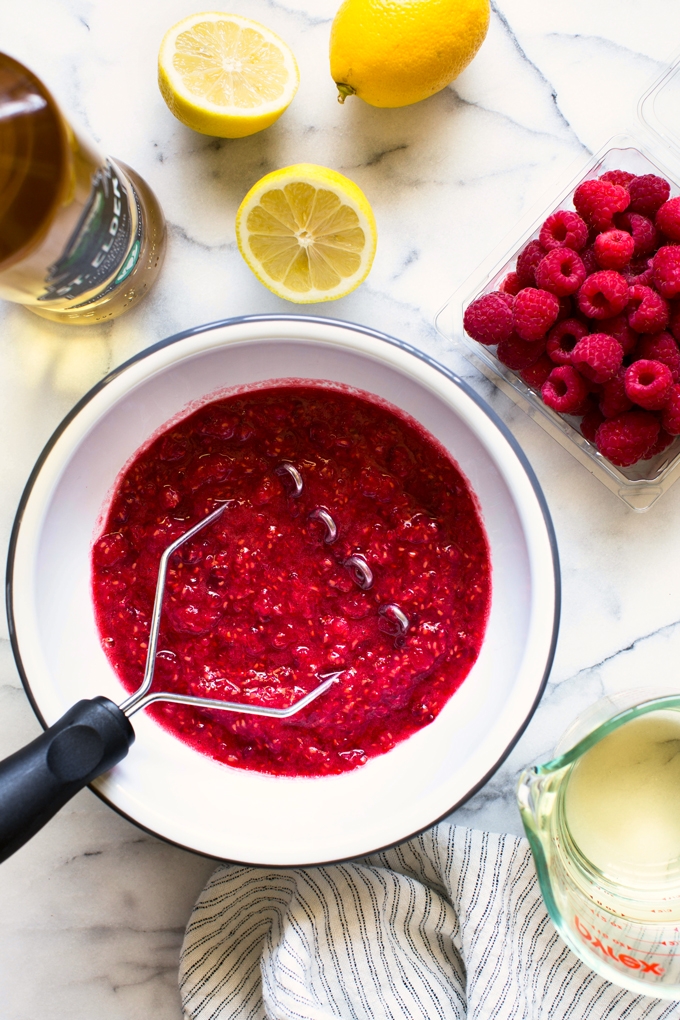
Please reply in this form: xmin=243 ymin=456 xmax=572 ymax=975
xmin=92 ymin=384 xmax=491 ymax=777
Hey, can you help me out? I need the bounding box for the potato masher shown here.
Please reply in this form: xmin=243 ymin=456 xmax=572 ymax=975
xmin=0 ymin=503 xmax=339 ymax=863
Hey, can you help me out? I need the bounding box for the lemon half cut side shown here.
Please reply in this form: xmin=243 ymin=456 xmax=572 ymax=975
xmin=236 ymin=164 xmax=377 ymax=303
xmin=158 ymin=12 xmax=300 ymax=138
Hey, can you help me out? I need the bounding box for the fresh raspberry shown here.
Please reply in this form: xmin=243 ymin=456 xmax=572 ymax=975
xmin=662 ymin=384 xmax=680 ymax=434
xmin=496 ymin=333 xmax=545 ymax=370
xmin=580 ymin=246 xmax=599 ymax=275
xmin=520 ymin=353 xmax=554 ymax=389
xmin=546 ymin=318 xmax=588 ymax=364
xmin=535 ymin=248 xmax=586 ymax=296
xmin=599 ymin=314 xmax=638 ymax=355
xmin=577 ymin=271 xmax=629 ymax=320
xmin=670 ymin=301 xmax=680 ymax=343
xmin=581 ymin=405 xmax=606 ymax=442
xmin=573 ymin=179 xmax=629 ymax=231
xmin=514 ymin=287 xmax=560 ymax=340
xmin=627 ymin=284 xmax=669 ymax=333
xmin=652 ymin=245 xmax=680 ymax=298
xmin=500 ymin=272 xmax=522 ymax=296
xmin=571 ymin=333 xmax=623 ymax=383
xmin=614 ymin=212 xmax=658 ymax=256
xmin=645 ymin=428 xmax=674 ymax=457
xmin=497 ymin=291 xmax=515 ymax=310
xmin=600 ymin=170 xmax=635 ymax=189
xmin=463 ymin=292 xmax=514 ymax=345
xmin=599 ymin=369 xmax=633 ymax=418
xmin=622 ymin=257 xmax=654 ymax=287
xmin=541 ymin=366 xmax=590 ymax=414
xmin=556 ymin=295 xmax=574 ymax=321
xmin=656 ymin=197 xmax=680 ymax=241
xmin=628 ymin=174 xmax=671 ymax=217
xmin=539 ymin=210 xmax=588 ymax=252
xmin=593 ymin=229 xmax=634 ymax=270
xmin=636 ymin=331 xmax=680 ymax=382
xmin=516 ymin=240 xmax=546 ymax=286
xmin=624 ymin=359 xmax=673 ymax=410
xmin=574 ymin=393 xmax=598 ymax=417
xmin=595 ymin=411 xmax=660 ymax=466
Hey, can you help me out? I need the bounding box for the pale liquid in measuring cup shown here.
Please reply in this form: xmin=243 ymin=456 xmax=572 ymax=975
xmin=565 ymin=711 xmax=680 ymax=884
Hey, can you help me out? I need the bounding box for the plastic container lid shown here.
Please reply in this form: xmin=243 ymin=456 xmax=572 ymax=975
xmin=435 ymin=51 xmax=680 ymax=512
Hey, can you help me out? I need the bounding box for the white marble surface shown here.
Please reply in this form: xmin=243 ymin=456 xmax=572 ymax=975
xmin=2 ymin=1 xmax=680 ymax=1016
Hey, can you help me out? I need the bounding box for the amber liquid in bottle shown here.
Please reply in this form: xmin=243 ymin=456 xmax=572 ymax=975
xmin=0 ymin=53 xmax=166 ymax=324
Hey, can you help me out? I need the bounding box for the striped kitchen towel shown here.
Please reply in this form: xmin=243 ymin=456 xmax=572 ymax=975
xmin=179 ymin=823 xmax=680 ymax=1020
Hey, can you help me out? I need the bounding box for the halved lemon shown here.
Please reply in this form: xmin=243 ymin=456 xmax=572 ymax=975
xmin=158 ymin=12 xmax=299 ymax=138
xmin=235 ymin=164 xmax=377 ymax=303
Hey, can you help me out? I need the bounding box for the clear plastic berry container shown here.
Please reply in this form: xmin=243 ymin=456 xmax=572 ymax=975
xmin=435 ymin=55 xmax=680 ymax=512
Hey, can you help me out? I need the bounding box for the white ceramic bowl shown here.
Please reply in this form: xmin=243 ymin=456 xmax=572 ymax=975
xmin=7 ymin=315 xmax=559 ymax=865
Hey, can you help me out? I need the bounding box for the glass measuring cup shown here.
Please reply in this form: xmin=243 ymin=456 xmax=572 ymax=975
xmin=518 ymin=690 xmax=680 ymax=998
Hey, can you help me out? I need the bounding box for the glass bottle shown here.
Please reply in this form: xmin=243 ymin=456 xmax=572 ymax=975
xmin=0 ymin=53 xmax=166 ymax=325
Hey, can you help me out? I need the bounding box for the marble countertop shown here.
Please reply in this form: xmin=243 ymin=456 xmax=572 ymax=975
xmin=3 ymin=1 xmax=680 ymax=1016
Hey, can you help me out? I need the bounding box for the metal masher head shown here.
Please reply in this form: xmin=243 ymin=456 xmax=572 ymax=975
xmin=118 ymin=504 xmax=340 ymax=719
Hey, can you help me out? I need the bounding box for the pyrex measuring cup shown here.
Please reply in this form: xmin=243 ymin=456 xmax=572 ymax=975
xmin=518 ymin=689 xmax=680 ymax=998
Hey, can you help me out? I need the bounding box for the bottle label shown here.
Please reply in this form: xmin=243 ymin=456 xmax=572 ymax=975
xmin=38 ymin=160 xmax=141 ymax=304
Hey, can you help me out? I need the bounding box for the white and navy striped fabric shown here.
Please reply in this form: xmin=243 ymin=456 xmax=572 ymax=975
xmin=180 ymin=824 xmax=680 ymax=1020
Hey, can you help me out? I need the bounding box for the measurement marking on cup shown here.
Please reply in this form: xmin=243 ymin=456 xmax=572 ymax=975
xmin=575 ymin=917 xmax=665 ymax=974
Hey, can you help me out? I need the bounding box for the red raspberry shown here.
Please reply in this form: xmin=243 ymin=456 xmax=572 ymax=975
xmin=556 ymin=295 xmax=574 ymax=322
xmin=571 ymin=333 xmax=623 ymax=383
xmin=514 ymin=287 xmax=560 ymax=341
xmin=652 ymin=246 xmax=680 ymax=298
xmin=622 ymin=257 xmax=654 ymax=287
xmin=595 ymin=411 xmax=660 ymax=466
xmin=636 ymin=331 xmax=680 ymax=382
xmin=627 ymin=284 xmax=669 ymax=333
xmin=500 ymin=272 xmax=522 ymax=296
xmin=535 ymin=248 xmax=586 ymax=296
xmin=599 ymin=314 xmax=638 ymax=355
xmin=594 ymin=229 xmax=634 ymax=270
xmin=546 ymin=318 xmax=588 ymax=364
xmin=615 ymin=212 xmax=658 ymax=256
xmin=573 ymin=392 xmax=598 ymax=417
xmin=516 ymin=240 xmax=546 ymax=286
xmin=599 ymin=369 xmax=633 ymax=418
xmin=645 ymin=428 xmax=674 ymax=457
xmin=579 ymin=246 xmax=599 ymax=275
xmin=581 ymin=405 xmax=606 ymax=442
xmin=628 ymin=174 xmax=671 ymax=217
xmin=600 ymin=170 xmax=635 ymax=189
xmin=541 ymin=366 xmax=590 ymax=414
xmin=670 ymin=301 xmax=680 ymax=343
xmin=539 ymin=210 xmax=588 ymax=252
xmin=520 ymin=353 xmax=554 ymax=389
xmin=573 ymin=179 xmax=629 ymax=231
xmin=577 ymin=271 xmax=629 ymax=320
xmin=662 ymin=384 xmax=680 ymax=434
xmin=656 ymin=197 xmax=680 ymax=241
xmin=464 ymin=293 xmax=514 ymax=345
xmin=496 ymin=333 xmax=545 ymax=370
xmin=624 ymin=359 xmax=673 ymax=410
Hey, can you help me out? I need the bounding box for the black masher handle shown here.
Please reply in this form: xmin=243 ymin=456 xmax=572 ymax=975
xmin=0 ymin=697 xmax=134 ymax=863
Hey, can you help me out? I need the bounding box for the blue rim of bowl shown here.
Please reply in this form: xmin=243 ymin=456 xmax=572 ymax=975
xmin=5 ymin=313 xmax=561 ymax=867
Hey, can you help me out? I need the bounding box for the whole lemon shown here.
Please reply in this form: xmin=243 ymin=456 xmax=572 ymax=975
xmin=329 ymin=0 xmax=489 ymax=108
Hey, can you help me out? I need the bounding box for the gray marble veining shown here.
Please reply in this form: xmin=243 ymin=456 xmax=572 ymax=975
xmin=1 ymin=1 xmax=680 ymax=1016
